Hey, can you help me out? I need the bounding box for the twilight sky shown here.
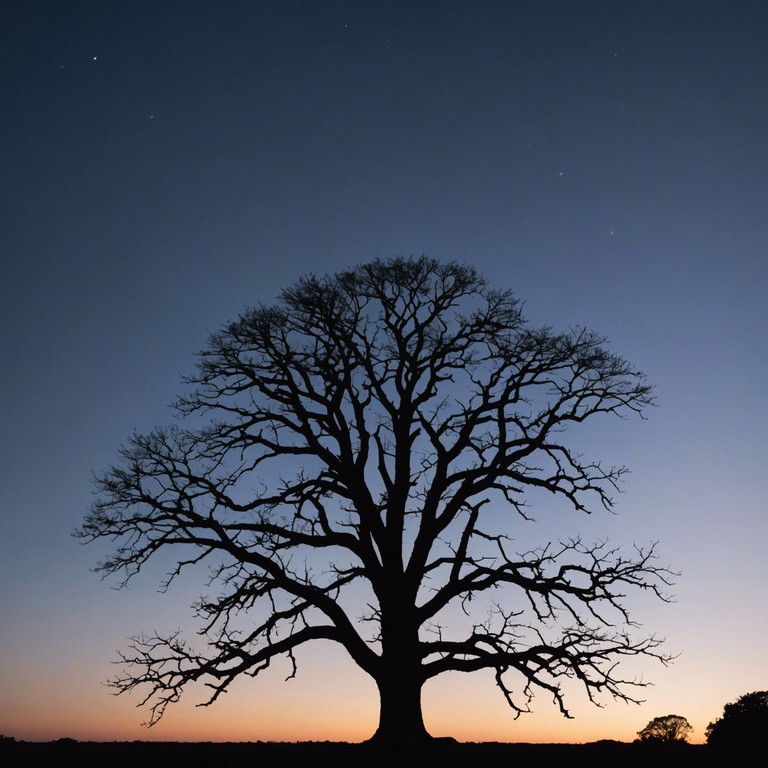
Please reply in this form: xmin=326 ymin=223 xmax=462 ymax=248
xmin=1 ymin=0 xmax=766 ymax=744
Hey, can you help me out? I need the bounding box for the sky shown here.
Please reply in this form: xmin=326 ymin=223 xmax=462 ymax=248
xmin=1 ymin=0 xmax=766 ymax=745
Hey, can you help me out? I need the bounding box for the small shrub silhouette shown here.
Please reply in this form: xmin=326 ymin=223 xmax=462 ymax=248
xmin=636 ymin=714 xmax=692 ymax=743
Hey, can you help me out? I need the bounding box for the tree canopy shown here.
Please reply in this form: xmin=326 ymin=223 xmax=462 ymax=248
xmin=636 ymin=714 xmax=692 ymax=743
xmin=78 ymin=256 xmax=674 ymax=744
xmin=706 ymin=690 xmax=768 ymax=752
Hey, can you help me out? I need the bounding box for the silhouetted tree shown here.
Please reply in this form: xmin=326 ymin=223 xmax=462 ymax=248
xmin=78 ymin=256 xmax=675 ymax=745
xmin=636 ymin=714 xmax=692 ymax=743
xmin=706 ymin=690 xmax=768 ymax=754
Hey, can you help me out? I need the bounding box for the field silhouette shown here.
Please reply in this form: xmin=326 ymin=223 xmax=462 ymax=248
xmin=0 ymin=737 xmax=750 ymax=768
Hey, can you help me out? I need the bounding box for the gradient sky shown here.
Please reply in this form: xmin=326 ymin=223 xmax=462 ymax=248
xmin=1 ymin=0 xmax=766 ymax=745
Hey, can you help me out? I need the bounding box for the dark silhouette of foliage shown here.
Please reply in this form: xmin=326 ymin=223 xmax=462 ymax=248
xmin=636 ymin=714 xmax=692 ymax=743
xmin=78 ymin=256 xmax=675 ymax=744
xmin=706 ymin=690 xmax=768 ymax=754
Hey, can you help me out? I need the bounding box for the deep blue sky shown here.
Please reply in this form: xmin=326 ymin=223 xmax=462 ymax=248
xmin=1 ymin=0 xmax=766 ymax=743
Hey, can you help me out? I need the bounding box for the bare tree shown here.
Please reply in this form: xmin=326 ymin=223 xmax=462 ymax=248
xmin=636 ymin=714 xmax=692 ymax=743
xmin=78 ymin=256 xmax=674 ymax=745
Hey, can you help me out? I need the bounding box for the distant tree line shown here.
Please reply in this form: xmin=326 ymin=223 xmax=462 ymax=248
xmin=636 ymin=690 xmax=767 ymax=757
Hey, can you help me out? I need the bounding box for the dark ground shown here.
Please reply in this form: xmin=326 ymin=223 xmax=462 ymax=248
xmin=1 ymin=739 xmax=760 ymax=768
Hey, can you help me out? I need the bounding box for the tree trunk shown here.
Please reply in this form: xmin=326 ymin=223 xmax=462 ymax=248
xmin=370 ymin=664 xmax=430 ymax=746
xmin=368 ymin=588 xmax=431 ymax=746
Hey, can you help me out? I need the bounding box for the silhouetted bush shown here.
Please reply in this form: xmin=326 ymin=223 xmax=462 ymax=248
xmin=636 ymin=714 xmax=692 ymax=743
xmin=706 ymin=690 xmax=767 ymax=758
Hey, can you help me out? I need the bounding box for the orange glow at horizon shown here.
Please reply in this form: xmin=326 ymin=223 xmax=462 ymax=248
xmin=0 ymin=643 xmax=709 ymax=745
